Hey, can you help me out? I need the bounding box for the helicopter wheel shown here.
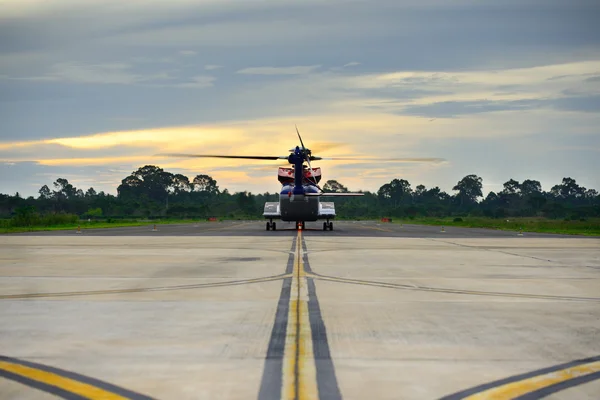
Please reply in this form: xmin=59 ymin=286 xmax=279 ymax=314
xmin=323 ymin=222 xmax=327 ymax=231
xmin=329 ymin=222 xmax=333 ymax=231
xmin=266 ymin=222 xmax=270 ymax=231
xmin=272 ymin=222 xmax=276 ymax=231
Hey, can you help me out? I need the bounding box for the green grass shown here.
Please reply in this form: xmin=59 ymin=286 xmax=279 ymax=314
xmin=0 ymin=218 xmax=216 ymax=234
xmin=391 ymin=217 xmax=600 ymax=236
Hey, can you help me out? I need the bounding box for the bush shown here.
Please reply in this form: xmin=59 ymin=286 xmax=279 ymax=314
xmin=84 ymin=207 xmax=103 ymax=218
xmin=10 ymin=211 xmax=78 ymax=227
xmin=41 ymin=213 xmax=78 ymax=226
xmin=453 ymin=217 xmax=463 ymax=222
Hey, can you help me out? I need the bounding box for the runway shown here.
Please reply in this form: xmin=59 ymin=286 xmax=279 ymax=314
xmin=1 ymin=221 xmax=599 ymax=399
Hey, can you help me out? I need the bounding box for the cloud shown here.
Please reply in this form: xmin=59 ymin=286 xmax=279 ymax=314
xmin=1 ymin=0 xmax=599 ymax=196
xmin=236 ymin=65 xmax=321 ymax=75
xmin=175 ymin=75 xmax=216 ymax=88
xmin=0 ymin=62 xmax=218 ymax=89
xmin=401 ymin=99 xmax=544 ymax=118
xmin=1 ymin=108 xmax=598 ymax=196
xmin=2 ymin=62 xmax=175 ymax=85
xmin=551 ymin=94 xmax=600 ymax=113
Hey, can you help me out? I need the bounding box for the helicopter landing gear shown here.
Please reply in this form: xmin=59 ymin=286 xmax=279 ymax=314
xmin=323 ymin=221 xmax=333 ymax=231
xmin=266 ymin=220 xmax=276 ymax=231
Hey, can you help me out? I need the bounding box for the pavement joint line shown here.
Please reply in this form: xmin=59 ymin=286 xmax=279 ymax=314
xmin=0 ymin=274 xmax=290 ymax=300
xmin=307 ymin=273 xmax=600 ymax=302
xmin=424 ymin=238 xmax=559 ymax=264
xmin=0 ymin=356 xmax=155 ymax=400
xmin=439 ymin=356 xmax=600 ymax=399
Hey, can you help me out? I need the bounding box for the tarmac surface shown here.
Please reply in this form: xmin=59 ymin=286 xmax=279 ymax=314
xmin=1 ymin=221 xmax=599 ymax=399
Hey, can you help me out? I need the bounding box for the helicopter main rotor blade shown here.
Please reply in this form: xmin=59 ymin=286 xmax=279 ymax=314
xmin=317 ymin=157 xmax=446 ymax=162
xmin=305 ymin=192 xmax=365 ymax=197
xmin=295 ymin=124 xmax=306 ymax=150
xmin=295 ymin=125 xmax=323 ymax=190
xmin=156 ymin=153 xmax=289 ymax=160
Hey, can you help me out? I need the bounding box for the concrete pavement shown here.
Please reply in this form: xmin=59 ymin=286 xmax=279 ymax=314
xmin=1 ymin=221 xmax=599 ymax=399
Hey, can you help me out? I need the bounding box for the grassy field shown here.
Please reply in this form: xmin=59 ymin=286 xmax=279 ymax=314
xmin=391 ymin=217 xmax=600 ymax=236
xmin=0 ymin=218 xmax=216 ymax=234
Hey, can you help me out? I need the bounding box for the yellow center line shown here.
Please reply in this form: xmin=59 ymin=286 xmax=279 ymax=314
xmin=0 ymin=361 xmax=129 ymax=399
xmin=465 ymin=361 xmax=600 ymax=399
xmin=282 ymin=230 xmax=318 ymax=400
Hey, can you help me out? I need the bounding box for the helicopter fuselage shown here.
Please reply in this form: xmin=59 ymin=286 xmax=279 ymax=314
xmin=279 ymin=184 xmax=320 ymax=221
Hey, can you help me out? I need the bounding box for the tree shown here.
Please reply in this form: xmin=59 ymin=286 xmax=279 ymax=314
xmin=452 ymin=174 xmax=483 ymax=207
xmin=323 ymin=180 xmax=348 ymax=193
xmin=118 ymin=165 xmax=174 ymax=204
xmin=378 ymin=179 xmax=411 ymax=203
xmin=38 ymin=185 xmax=52 ymax=200
xmin=171 ymin=174 xmax=191 ymax=195
xmin=521 ymin=179 xmax=542 ymax=196
xmin=53 ymin=178 xmax=77 ymax=199
xmin=117 ymin=175 xmax=143 ymax=199
xmin=192 ymin=174 xmax=219 ymax=194
xmin=236 ymin=191 xmax=256 ymax=214
xmin=85 ymin=188 xmax=97 ymax=197
xmin=551 ymin=177 xmax=586 ymax=199
xmin=501 ymin=179 xmax=521 ymax=195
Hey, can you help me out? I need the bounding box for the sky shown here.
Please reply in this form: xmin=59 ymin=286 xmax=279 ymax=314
xmin=1 ymin=0 xmax=599 ymax=197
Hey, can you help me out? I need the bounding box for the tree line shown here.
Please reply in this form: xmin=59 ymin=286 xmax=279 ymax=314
xmin=1 ymin=165 xmax=598 ymax=222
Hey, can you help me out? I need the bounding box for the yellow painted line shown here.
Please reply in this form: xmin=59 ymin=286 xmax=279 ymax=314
xmin=464 ymin=360 xmax=600 ymax=399
xmin=0 ymin=360 xmax=129 ymax=399
xmin=282 ymin=230 xmax=318 ymax=399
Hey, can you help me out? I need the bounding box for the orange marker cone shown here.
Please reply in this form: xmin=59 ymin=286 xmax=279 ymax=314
xmin=76 ymin=225 xmax=82 ymax=234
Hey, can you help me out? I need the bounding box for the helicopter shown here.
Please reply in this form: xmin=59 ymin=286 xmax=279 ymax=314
xmin=160 ymin=127 xmax=443 ymax=231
